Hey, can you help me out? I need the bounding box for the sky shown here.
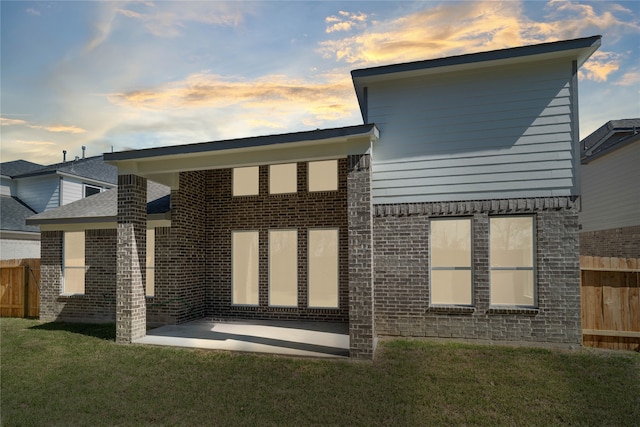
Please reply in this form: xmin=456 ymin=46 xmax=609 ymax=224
xmin=1 ymin=1 xmax=639 ymax=165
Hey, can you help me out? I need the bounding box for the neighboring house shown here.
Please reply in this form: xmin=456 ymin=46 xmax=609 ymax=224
xmin=0 ymin=155 xmax=117 ymax=259
xmin=28 ymin=36 xmax=601 ymax=359
xmin=579 ymin=119 xmax=640 ymax=258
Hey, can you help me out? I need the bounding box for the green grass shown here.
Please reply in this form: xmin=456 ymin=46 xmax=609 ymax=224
xmin=2 ymin=318 xmax=639 ymax=426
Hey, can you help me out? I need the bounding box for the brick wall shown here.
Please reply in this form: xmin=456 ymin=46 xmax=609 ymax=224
xmin=39 ymin=229 xmax=117 ymax=323
xmin=373 ymin=197 xmax=582 ymax=346
xmin=204 ymin=160 xmax=349 ymax=322
xmin=580 ymin=225 xmax=640 ymax=258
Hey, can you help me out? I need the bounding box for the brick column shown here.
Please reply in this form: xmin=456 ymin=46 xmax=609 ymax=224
xmin=347 ymin=154 xmax=376 ymax=359
xmin=116 ymin=174 xmax=147 ymax=343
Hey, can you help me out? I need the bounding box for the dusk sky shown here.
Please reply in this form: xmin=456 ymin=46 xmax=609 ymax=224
xmin=1 ymin=1 xmax=639 ymax=165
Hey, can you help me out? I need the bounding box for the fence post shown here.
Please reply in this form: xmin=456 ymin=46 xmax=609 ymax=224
xmin=23 ymin=266 xmax=29 ymax=318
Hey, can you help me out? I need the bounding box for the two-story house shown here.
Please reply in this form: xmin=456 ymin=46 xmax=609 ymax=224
xmin=1 ymin=154 xmax=117 ymax=259
xmin=28 ymin=36 xmax=601 ymax=359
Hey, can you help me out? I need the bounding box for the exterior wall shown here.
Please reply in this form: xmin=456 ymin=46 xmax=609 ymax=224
xmin=1 ymin=177 xmax=15 ymax=196
xmin=1 ymin=238 xmax=40 ymax=260
xmin=580 ymin=225 xmax=640 ymax=258
xmin=368 ymin=60 xmax=578 ymax=204
xmin=347 ymin=154 xmax=376 ymax=358
xmin=39 ymin=229 xmax=117 ymax=323
xmin=61 ymin=177 xmax=84 ymax=205
xmin=579 ymin=141 xmax=640 ymax=232
xmin=150 ymin=172 xmax=207 ymax=325
xmin=16 ymin=176 xmax=60 ymax=212
xmin=373 ymin=197 xmax=582 ymax=346
xmin=205 ymin=160 xmax=349 ymax=322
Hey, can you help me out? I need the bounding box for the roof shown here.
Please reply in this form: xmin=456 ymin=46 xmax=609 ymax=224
xmin=104 ymin=124 xmax=378 ymax=162
xmin=351 ymin=35 xmax=602 ymax=121
xmin=581 ymin=118 xmax=640 ymax=164
xmin=26 ymin=181 xmax=171 ymax=226
xmin=0 ymin=160 xmax=44 ymax=178
xmin=1 ymin=196 xmax=39 ymax=233
xmin=12 ymin=155 xmax=117 ymax=185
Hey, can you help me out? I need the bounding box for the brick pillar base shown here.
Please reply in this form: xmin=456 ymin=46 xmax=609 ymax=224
xmin=347 ymin=154 xmax=376 ymax=359
xmin=116 ymin=174 xmax=147 ymax=343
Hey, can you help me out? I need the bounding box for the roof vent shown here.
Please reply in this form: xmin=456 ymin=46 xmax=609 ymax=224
xmin=63 ymin=150 xmax=67 ymax=162
xmin=82 ymin=146 xmax=86 ymax=159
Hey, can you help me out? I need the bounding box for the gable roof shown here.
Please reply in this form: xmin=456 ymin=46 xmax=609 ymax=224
xmin=0 ymin=160 xmax=44 ymax=178
xmin=26 ymin=181 xmax=171 ymax=226
xmin=581 ymin=118 xmax=640 ymax=164
xmin=351 ymin=35 xmax=602 ymax=121
xmin=1 ymin=196 xmax=39 ymax=233
xmin=12 ymin=155 xmax=117 ymax=185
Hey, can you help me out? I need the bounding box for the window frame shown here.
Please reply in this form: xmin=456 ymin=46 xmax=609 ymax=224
xmin=232 ymin=166 xmax=259 ymax=197
xmin=307 ymin=228 xmax=340 ymax=309
xmin=84 ymin=184 xmax=101 ymax=197
xmin=307 ymin=160 xmax=338 ymax=192
xmin=268 ymin=229 xmax=298 ymax=307
xmin=489 ymin=215 xmax=537 ymax=308
xmin=429 ymin=217 xmax=473 ymax=306
xmin=231 ymin=230 xmax=260 ymax=306
xmin=62 ymin=230 xmax=85 ymax=295
xmin=146 ymin=228 xmax=155 ymax=298
xmin=269 ymin=163 xmax=298 ymax=195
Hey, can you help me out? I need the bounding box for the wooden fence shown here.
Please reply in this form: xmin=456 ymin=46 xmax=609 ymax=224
xmin=581 ymin=256 xmax=640 ymax=351
xmin=0 ymin=259 xmax=40 ymax=318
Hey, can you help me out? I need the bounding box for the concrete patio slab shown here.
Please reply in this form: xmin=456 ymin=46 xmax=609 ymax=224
xmin=134 ymin=319 xmax=350 ymax=358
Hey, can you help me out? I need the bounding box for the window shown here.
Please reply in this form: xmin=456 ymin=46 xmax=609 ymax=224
xmin=430 ymin=219 xmax=472 ymax=305
xmin=146 ymin=228 xmax=155 ymax=297
xmin=232 ymin=231 xmax=259 ymax=305
xmin=63 ymin=231 xmax=85 ymax=294
xmin=269 ymin=163 xmax=297 ymax=194
xmin=84 ymin=184 xmax=101 ymax=197
xmin=233 ymin=166 xmax=259 ymax=196
xmin=490 ymin=216 xmax=535 ymax=306
xmin=308 ymin=160 xmax=338 ymax=192
xmin=308 ymin=229 xmax=339 ymax=308
xmin=269 ymin=230 xmax=298 ymax=306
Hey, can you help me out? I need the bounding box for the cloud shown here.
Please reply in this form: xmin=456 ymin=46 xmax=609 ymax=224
xmin=1 ymin=118 xmax=28 ymax=126
xmin=326 ymin=11 xmax=368 ymax=33
xmin=318 ymin=0 xmax=640 ymax=75
xmin=579 ymin=51 xmax=621 ymax=82
xmin=614 ymin=71 xmax=640 ymax=86
xmin=25 ymin=8 xmax=40 ymax=16
xmin=117 ymin=2 xmax=249 ymax=37
xmin=107 ymin=73 xmax=356 ymax=122
xmin=85 ymin=2 xmax=120 ymax=52
xmin=0 ymin=117 xmax=86 ymax=133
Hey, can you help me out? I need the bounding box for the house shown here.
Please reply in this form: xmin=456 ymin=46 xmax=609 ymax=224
xmin=28 ymin=36 xmax=601 ymax=359
xmin=0 ymin=155 xmax=117 ymax=259
xmin=579 ymin=119 xmax=640 ymax=258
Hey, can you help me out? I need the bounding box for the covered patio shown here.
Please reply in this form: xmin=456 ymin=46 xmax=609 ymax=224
xmin=135 ymin=319 xmax=350 ymax=358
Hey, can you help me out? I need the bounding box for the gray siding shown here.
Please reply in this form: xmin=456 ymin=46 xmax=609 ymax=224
xmin=16 ymin=176 xmax=60 ymax=212
xmin=1 ymin=178 xmax=15 ymax=197
xmin=61 ymin=177 xmax=84 ymax=205
xmin=368 ymin=60 xmax=578 ymax=204
xmin=579 ymin=141 xmax=640 ymax=232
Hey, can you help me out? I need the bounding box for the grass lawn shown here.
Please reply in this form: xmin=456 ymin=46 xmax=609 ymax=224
xmin=1 ymin=318 xmax=639 ymax=426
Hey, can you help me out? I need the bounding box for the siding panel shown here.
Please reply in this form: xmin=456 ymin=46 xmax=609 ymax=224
xmin=579 ymin=141 xmax=640 ymax=232
xmin=16 ymin=176 xmax=60 ymax=212
xmin=61 ymin=178 xmax=84 ymax=205
xmin=369 ymin=60 xmax=577 ymax=203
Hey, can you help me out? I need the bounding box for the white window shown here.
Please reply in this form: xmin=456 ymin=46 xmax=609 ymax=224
xmin=308 ymin=160 xmax=338 ymax=192
xmin=233 ymin=166 xmax=259 ymax=196
xmin=63 ymin=231 xmax=85 ymax=295
xmin=430 ymin=219 xmax=472 ymax=305
xmin=269 ymin=163 xmax=297 ymax=194
xmin=269 ymin=230 xmax=298 ymax=307
xmin=232 ymin=231 xmax=259 ymax=305
xmin=146 ymin=228 xmax=155 ymax=297
xmin=308 ymin=229 xmax=339 ymax=308
xmin=490 ymin=216 xmax=535 ymax=306
xmin=84 ymin=184 xmax=101 ymax=197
